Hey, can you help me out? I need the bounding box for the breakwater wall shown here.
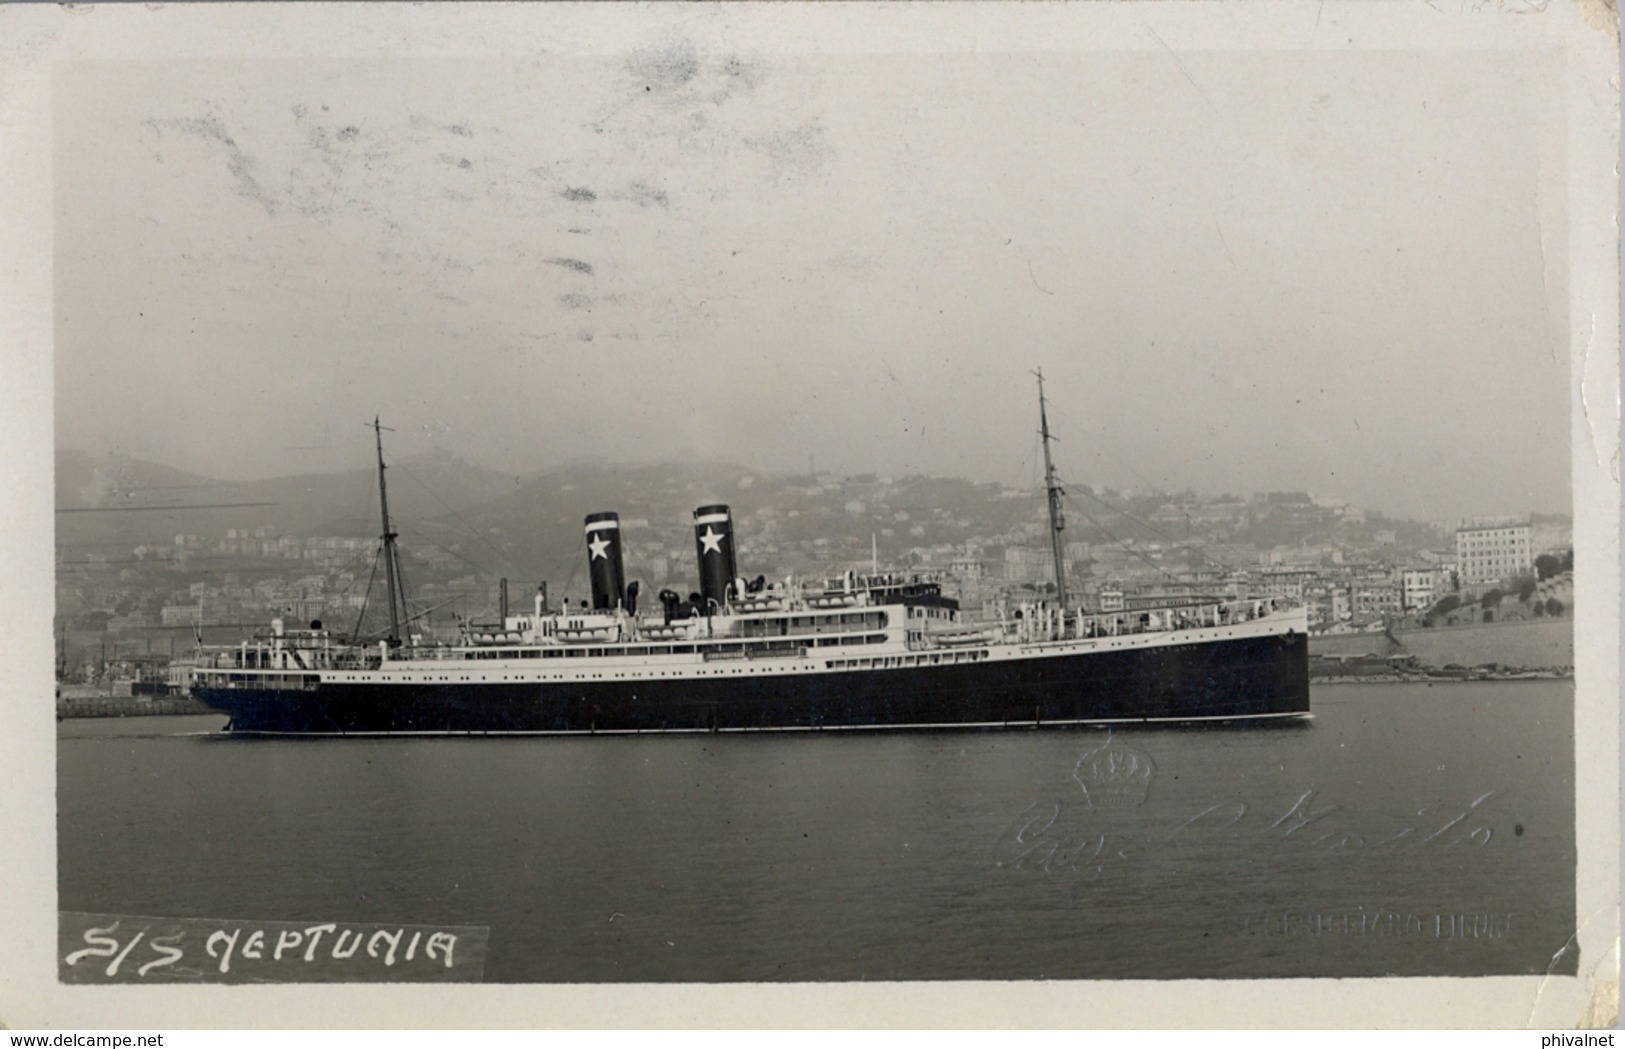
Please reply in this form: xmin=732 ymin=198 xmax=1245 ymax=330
xmin=1309 ymin=618 xmax=1573 ymax=668
xmin=58 ymin=695 xmax=216 ymax=719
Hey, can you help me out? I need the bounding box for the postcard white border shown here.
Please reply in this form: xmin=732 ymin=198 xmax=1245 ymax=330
xmin=0 ymin=0 xmax=1617 ymax=1029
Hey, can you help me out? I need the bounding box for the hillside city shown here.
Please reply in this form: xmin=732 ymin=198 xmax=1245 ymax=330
xmin=55 ymin=454 xmax=1574 ymax=684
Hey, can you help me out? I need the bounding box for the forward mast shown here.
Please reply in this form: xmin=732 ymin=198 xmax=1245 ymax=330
xmin=371 ymin=417 xmax=407 ymax=646
xmin=1034 ymin=367 xmax=1069 ymax=611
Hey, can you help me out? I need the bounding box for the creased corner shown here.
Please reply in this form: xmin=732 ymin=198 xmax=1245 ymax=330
xmin=1568 ymin=0 xmax=1621 ymax=35
xmin=1577 ymin=975 xmax=1620 ymax=1028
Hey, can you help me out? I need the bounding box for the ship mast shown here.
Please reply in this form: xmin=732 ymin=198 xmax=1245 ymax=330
xmin=1034 ymin=368 xmax=1069 ymax=610
xmin=371 ymin=417 xmax=405 ymax=646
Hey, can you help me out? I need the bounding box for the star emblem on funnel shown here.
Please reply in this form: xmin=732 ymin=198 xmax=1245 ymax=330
xmin=698 ymin=526 xmax=725 ymax=555
xmin=588 ymin=535 xmax=611 ymax=561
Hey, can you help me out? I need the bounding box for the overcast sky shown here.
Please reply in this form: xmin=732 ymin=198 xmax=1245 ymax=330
xmin=54 ymin=43 xmax=1569 ymax=520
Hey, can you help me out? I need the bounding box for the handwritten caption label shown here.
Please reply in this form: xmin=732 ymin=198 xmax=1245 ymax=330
xmin=59 ymin=912 xmax=488 ymax=983
xmin=990 ymin=787 xmax=1506 ymax=879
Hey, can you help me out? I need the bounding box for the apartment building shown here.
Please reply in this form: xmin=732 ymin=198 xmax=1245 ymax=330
xmin=1455 ymin=523 xmax=1532 ymax=584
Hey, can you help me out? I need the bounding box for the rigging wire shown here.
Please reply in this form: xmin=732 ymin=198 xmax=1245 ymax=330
xmin=1008 ymin=390 xmax=1234 ymax=588
xmin=397 ymin=520 xmax=511 ymax=621
xmin=1061 ymin=491 xmax=1186 ymax=587
xmin=394 ymin=462 xmax=523 ymax=579
xmin=1048 ymin=403 xmax=1175 ymax=499
xmin=552 ymin=532 xmax=586 ymax=608
xmin=1018 ymin=388 xmax=1241 ymax=576
xmin=350 ymin=545 xmax=384 ymax=641
xmin=390 ymin=519 xmax=501 ymax=578
xmin=391 ymin=516 xmax=580 ymax=614
xmin=390 ymin=462 xmax=617 ymax=614
xmin=1059 ymin=476 xmax=1236 ymax=576
xmin=393 ymin=539 xmax=414 ymax=631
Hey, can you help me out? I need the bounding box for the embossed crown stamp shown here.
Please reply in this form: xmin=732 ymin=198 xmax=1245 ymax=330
xmin=1073 ymin=736 xmax=1157 ymax=809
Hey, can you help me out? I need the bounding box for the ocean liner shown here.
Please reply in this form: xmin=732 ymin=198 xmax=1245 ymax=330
xmin=191 ymin=374 xmax=1310 ymax=735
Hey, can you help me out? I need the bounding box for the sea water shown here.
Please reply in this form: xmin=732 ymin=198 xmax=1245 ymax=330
xmin=57 ymin=681 xmax=1576 ymax=982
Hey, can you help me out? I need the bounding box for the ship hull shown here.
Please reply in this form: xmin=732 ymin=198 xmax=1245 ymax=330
xmin=195 ymin=630 xmax=1309 ymax=736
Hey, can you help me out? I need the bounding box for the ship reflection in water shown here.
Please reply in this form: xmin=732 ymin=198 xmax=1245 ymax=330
xmin=57 ymin=681 xmax=1575 ymax=983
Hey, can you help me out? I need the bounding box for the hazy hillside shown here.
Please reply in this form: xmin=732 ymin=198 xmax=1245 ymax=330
xmin=56 ymin=450 xmax=220 ymax=510
xmin=54 ymin=449 xmax=518 ymax=551
xmin=55 ymin=451 xmax=254 ymax=550
xmin=429 ymin=459 xmax=790 ymax=583
xmin=55 ymin=447 xmax=1574 ymax=595
xmin=395 ymin=460 xmax=1045 ymax=586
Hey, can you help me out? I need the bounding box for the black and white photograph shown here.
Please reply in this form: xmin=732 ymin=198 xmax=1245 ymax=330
xmin=1 ymin=0 xmax=1619 ymax=1030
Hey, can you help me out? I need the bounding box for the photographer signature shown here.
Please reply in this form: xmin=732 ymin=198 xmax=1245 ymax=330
xmin=990 ymin=787 xmax=1504 ymax=876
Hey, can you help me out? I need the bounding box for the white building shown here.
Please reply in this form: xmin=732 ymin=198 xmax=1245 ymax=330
xmin=1259 ymin=567 xmax=1318 ymax=600
xmin=1455 ymin=523 xmax=1532 ymax=584
xmin=1003 ymin=545 xmax=1047 ymax=583
xmin=1400 ymin=567 xmax=1453 ymax=612
xmin=160 ymin=604 xmax=203 ymax=626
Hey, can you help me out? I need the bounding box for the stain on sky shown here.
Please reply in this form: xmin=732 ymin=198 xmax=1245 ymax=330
xmin=718 ymin=55 xmax=763 ymax=92
xmin=624 ymin=182 xmax=669 ymax=209
xmin=430 ymin=252 xmax=473 ymax=273
xmin=630 ymin=44 xmax=763 ymax=108
xmin=546 ymin=258 xmax=594 ymax=276
xmin=145 ymin=114 xmax=279 ymax=216
xmin=743 ymin=122 xmax=832 ymax=182
xmin=135 ymin=50 xmax=818 ymax=363
xmin=143 ymin=44 xmax=792 ymax=241
xmin=601 ymin=45 xmax=829 ymax=191
xmin=406 ymin=113 xmax=479 ymax=137
xmin=589 ymin=43 xmax=767 ymax=142
xmin=292 ymin=105 xmax=367 ymax=180
xmin=183 ymin=100 xmax=536 ymax=234
xmin=627 ymin=39 xmax=701 ymax=91
xmin=558 ymin=181 xmax=668 ymax=209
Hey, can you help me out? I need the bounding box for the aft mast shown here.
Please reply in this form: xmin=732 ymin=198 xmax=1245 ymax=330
xmin=1034 ymin=368 xmax=1069 ymax=611
xmin=371 ymin=417 xmax=406 ymax=646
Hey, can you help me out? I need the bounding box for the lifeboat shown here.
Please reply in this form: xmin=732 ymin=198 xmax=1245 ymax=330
xmin=555 ymin=619 xmax=618 ymax=643
xmin=732 ymin=593 xmax=785 ymax=613
xmin=806 ymin=593 xmax=859 ymax=609
xmin=556 ymin=627 xmax=615 ymax=643
xmin=641 ymin=622 xmax=695 ymax=641
xmin=469 ymin=630 xmax=524 ymax=645
xmin=930 ymin=628 xmax=997 ymax=647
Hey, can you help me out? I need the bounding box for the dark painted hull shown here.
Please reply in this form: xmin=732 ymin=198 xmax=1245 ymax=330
xmin=195 ymin=631 xmax=1309 ymax=735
